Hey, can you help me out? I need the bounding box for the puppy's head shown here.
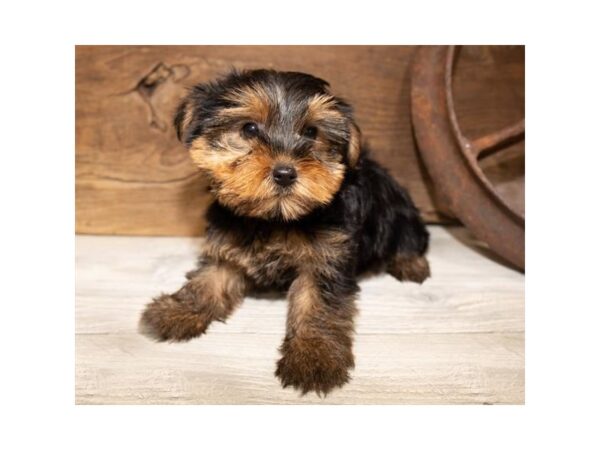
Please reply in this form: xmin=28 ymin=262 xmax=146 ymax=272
xmin=174 ymin=69 xmax=361 ymax=221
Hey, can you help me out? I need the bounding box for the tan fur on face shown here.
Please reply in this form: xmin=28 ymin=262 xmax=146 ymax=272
xmin=276 ymin=157 xmax=345 ymax=220
xmin=190 ymin=135 xmax=277 ymax=216
xmin=221 ymin=84 xmax=272 ymax=123
xmin=295 ymin=158 xmax=344 ymax=201
xmin=185 ymin=86 xmax=356 ymax=220
xmin=189 ymin=133 xmax=346 ymax=221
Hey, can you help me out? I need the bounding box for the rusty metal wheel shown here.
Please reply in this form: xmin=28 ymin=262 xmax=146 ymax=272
xmin=411 ymin=46 xmax=525 ymax=270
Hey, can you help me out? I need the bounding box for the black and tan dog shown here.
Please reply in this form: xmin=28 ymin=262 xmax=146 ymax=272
xmin=140 ymin=69 xmax=430 ymax=395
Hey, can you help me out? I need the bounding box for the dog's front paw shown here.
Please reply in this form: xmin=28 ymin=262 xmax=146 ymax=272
xmin=139 ymin=293 xmax=213 ymax=342
xmin=275 ymin=336 xmax=354 ymax=395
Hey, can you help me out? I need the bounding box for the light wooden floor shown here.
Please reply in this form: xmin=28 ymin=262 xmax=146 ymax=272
xmin=75 ymin=226 xmax=524 ymax=404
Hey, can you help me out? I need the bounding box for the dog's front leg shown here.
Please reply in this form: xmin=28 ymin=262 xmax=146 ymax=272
xmin=275 ymin=271 xmax=358 ymax=395
xmin=140 ymin=261 xmax=247 ymax=341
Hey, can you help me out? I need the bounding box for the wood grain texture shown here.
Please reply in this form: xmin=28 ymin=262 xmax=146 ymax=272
xmin=75 ymin=45 xmax=525 ymax=236
xmin=75 ymin=226 xmax=524 ymax=404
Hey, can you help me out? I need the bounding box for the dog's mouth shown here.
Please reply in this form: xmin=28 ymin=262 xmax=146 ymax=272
xmin=274 ymin=184 xmax=296 ymax=196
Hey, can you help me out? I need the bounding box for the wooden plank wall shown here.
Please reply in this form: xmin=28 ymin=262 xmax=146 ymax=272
xmin=76 ymin=46 xmax=524 ymax=236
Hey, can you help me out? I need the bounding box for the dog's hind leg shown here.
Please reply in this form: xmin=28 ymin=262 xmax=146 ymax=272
xmin=386 ymin=253 xmax=430 ymax=284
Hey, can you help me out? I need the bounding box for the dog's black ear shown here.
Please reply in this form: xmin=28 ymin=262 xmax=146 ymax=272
xmin=173 ymin=95 xmax=195 ymax=144
xmin=347 ymin=122 xmax=362 ymax=168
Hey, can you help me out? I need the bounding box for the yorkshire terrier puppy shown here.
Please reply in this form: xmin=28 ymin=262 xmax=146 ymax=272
xmin=140 ymin=69 xmax=430 ymax=395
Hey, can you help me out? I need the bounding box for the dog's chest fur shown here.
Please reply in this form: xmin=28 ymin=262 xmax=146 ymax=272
xmin=202 ymin=225 xmax=350 ymax=289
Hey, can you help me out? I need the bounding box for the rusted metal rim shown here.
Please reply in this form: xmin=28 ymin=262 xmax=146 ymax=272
xmin=411 ymin=45 xmax=525 ymax=270
xmin=445 ymin=46 xmax=525 ymax=224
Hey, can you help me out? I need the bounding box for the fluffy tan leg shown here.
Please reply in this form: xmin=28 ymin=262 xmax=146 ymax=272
xmin=140 ymin=262 xmax=247 ymax=341
xmin=275 ymin=272 xmax=357 ymax=395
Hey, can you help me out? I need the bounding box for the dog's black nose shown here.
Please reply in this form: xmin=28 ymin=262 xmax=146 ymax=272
xmin=272 ymin=165 xmax=297 ymax=187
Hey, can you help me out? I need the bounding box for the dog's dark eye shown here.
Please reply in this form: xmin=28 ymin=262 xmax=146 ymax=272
xmin=242 ymin=122 xmax=259 ymax=138
xmin=302 ymin=126 xmax=318 ymax=140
